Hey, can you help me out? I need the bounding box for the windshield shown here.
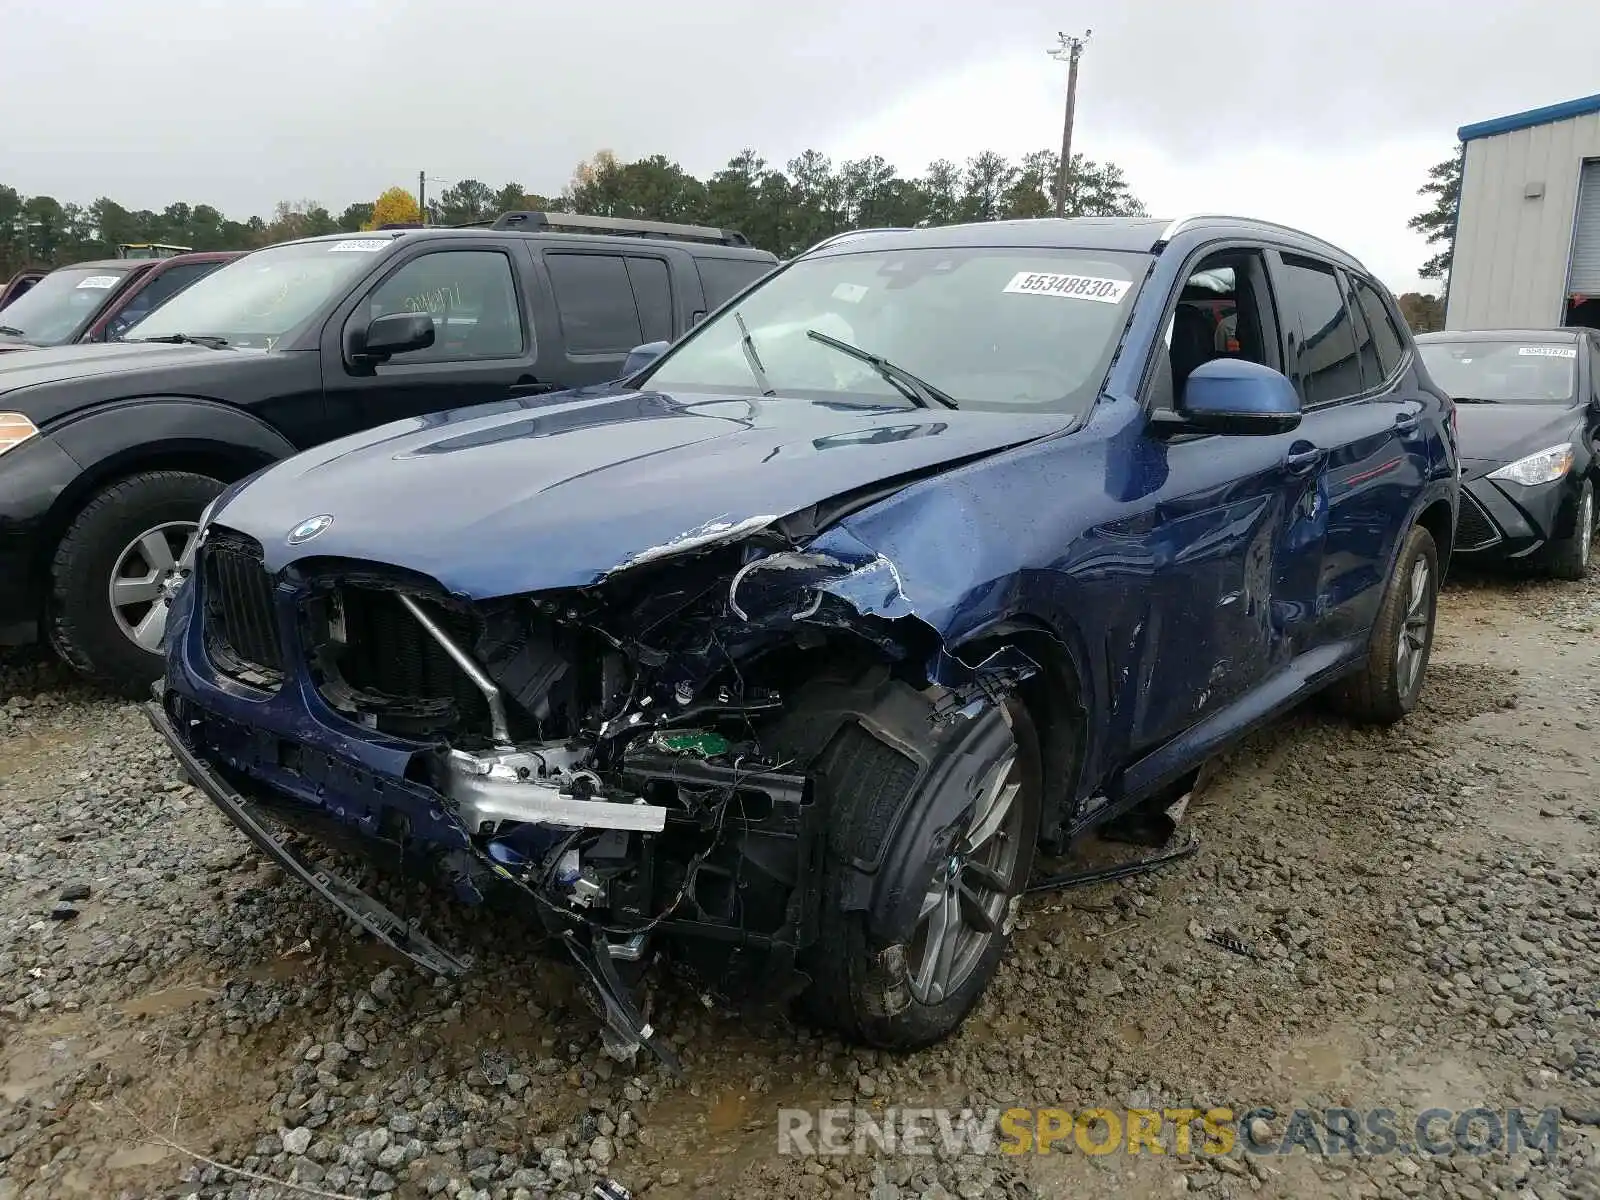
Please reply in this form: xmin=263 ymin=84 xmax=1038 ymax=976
xmin=1418 ymin=340 xmax=1578 ymax=404
xmin=0 ymin=266 xmax=132 ymax=344
xmin=127 ymin=237 xmax=396 ymax=349
xmin=639 ymin=246 xmax=1147 ymax=414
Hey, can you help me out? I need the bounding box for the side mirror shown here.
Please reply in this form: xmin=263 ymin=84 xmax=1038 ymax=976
xmin=348 ymin=311 xmax=435 ymax=364
xmin=1155 ymin=358 xmax=1302 ymax=436
xmin=621 ymin=340 xmax=670 ymax=379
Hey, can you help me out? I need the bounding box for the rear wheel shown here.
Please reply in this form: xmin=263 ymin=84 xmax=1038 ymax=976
xmin=1547 ymin=477 xmax=1594 ymax=582
xmin=1328 ymin=523 xmax=1438 ymax=724
xmin=48 ymin=470 xmax=222 ymax=698
xmin=799 ymin=687 xmax=1041 ymax=1049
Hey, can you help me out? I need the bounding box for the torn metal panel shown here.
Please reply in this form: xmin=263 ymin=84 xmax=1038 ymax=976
xmin=609 ymin=513 xmax=778 ymax=575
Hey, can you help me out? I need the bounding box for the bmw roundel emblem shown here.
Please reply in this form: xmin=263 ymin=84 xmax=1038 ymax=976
xmin=287 ymin=514 xmax=334 ymax=545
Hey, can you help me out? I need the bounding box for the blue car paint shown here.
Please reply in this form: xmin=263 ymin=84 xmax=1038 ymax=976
xmin=160 ymin=219 xmax=1458 ymax=874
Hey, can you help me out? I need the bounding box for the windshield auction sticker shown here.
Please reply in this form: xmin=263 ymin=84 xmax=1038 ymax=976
xmin=1003 ymin=271 xmax=1130 ymax=304
xmin=328 ymin=239 xmax=388 ymax=253
xmin=1518 ymin=346 xmax=1577 ymax=358
xmin=74 ymin=275 xmax=119 ymax=289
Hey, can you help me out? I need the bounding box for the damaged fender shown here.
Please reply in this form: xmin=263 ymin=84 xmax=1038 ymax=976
xmin=722 ymin=531 xmax=1043 ymax=953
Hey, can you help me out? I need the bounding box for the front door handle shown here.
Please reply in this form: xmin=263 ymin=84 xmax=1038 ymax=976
xmin=1394 ymin=412 xmax=1420 ymax=436
xmin=1284 ymin=446 xmax=1328 ymax=476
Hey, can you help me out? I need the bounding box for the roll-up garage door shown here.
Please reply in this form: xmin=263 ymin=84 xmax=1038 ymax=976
xmin=1567 ymin=160 xmax=1600 ymax=294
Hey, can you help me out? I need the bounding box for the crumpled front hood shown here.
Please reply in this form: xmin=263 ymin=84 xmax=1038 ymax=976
xmin=215 ymin=388 xmax=1070 ymax=597
xmin=1455 ymin=402 xmax=1584 ymax=469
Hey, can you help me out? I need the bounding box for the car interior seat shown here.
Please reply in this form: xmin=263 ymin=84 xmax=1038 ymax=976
xmin=1170 ymin=304 xmax=1217 ymax=394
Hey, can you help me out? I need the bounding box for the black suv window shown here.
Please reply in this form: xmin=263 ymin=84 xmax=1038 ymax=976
xmin=362 ymin=250 xmax=523 ymax=361
xmin=546 ymin=253 xmax=645 ymax=355
xmin=1350 ymin=276 xmax=1406 ymax=385
xmin=625 ymin=257 xmax=672 ymax=343
xmin=1278 ymin=256 xmax=1363 ymax=406
xmin=697 ymin=256 xmax=773 ymax=308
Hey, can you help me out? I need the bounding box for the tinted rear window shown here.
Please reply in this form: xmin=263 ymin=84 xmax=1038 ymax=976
xmin=696 ymin=257 xmax=775 ymax=308
xmin=1351 ymin=277 xmax=1407 ymax=384
xmin=545 ymin=253 xmax=643 ymax=354
xmin=1278 ymin=256 xmax=1363 ymax=405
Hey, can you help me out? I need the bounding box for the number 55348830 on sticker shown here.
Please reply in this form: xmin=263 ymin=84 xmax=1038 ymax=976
xmin=1002 ymin=270 xmax=1130 ymax=304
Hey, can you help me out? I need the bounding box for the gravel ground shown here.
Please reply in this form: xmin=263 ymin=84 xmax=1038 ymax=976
xmin=1 ymin=569 xmax=1598 ymax=1200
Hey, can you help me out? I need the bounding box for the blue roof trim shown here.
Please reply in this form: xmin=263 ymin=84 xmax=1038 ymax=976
xmin=1459 ymin=92 xmax=1600 ymax=142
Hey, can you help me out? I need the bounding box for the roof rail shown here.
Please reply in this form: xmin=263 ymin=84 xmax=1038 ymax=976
xmin=376 ymin=222 xmax=424 ymax=230
xmin=801 ymin=227 xmax=910 ymax=255
xmin=488 ymin=210 xmax=750 ymax=246
xmin=1154 ymin=214 xmax=1364 ymax=268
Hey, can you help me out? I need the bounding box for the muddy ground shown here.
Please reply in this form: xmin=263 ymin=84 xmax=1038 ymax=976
xmin=1 ymin=569 xmax=1597 ymax=1200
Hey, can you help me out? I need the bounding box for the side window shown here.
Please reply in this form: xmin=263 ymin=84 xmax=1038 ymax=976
xmin=1351 ymin=276 xmax=1406 ymax=383
xmin=109 ymin=262 xmax=218 ymax=339
xmin=362 ymin=250 xmax=523 ymax=362
xmin=1277 ymin=256 xmax=1363 ymax=406
xmin=545 ymin=253 xmax=644 ymax=355
xmin=1164 ymin=249 xmax=1278 ymax=401
xmin=696 ymin=257 xmax=775 ymax=308
xmin=625 ymin=257 xmax=672 ymax=343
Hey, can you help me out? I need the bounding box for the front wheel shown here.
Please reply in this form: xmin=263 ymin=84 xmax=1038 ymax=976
xmin=1547 ymin=477 xmax=1594 ymax=582
xmin=48 ymin=470 xmax=223 ymax=698
xmin=1327 ymin=523 xmax=1439 ymax=724
xmin=800 ymin=689 xmax=1041 ymax=1049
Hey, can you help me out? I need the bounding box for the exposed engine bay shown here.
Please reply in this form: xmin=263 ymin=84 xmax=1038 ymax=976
xmin=229 ymin=522 xmax=1021 ymax=1066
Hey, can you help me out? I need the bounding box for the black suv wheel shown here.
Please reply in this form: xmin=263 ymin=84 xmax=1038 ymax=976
xmin=48 ymin=471 xmax=222 ymax=698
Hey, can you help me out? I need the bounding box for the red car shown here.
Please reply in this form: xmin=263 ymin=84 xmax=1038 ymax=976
xmin=0 ymin=251 xmax=241 ymax=351
xmin=0 ymin=268 xmax=47 ymax=310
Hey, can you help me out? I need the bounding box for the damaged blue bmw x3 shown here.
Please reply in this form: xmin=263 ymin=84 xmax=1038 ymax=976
xmin=148 ymin=215 xmax=1458 ymax=1062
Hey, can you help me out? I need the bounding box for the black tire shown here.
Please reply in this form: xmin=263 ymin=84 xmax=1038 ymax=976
xmin=800 ymin=690 xmax=1042 ymax=1050
xmin=1547 ymin=477 xmax=1594 ymax=582
xmin=1327 ymin=523 xmax=1439 ymax=724
xmin=48 ymin=470 xmax=224 ymax=699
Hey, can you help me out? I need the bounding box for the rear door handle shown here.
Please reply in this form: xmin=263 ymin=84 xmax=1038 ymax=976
xmin=510 ymin=376 xmax=558 ymax=396
xmin=1394 ymin=412 xmax=1420 ymax=436
xmin=1285 ymin=446 xmax=1328 ymax=476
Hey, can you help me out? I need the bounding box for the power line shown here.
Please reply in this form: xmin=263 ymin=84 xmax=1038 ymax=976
xmin=1047 ymin=29 xmax=1091 ymax=219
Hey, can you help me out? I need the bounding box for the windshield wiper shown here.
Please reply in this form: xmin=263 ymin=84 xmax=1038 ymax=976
xmin=733 ymin=311 xmax=775 ymax=396
xmin=805 ymin=330 xmax=959 ymax=410
xmin=131 ymin=333 xmax=231 ymax=349
xmin=0 ymin=325 xmax=25 ymax=337
xmin=1449 ymin=396 xmax=1498 ymax=404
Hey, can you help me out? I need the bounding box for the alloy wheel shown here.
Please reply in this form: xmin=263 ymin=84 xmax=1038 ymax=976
xmin=1395 ymin=555 xmax=1433 ymax=698
xmin=108 ymin=521 xmax=200 ymax=652
xmin=906 ymin=748 xmax=1025 ymax=1005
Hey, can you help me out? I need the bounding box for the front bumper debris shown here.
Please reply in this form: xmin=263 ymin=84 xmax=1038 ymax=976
xmin=144 ymin=699 xmax=470 ymax=978
xmin=147 ymin=697 xmax=687 ymax=1073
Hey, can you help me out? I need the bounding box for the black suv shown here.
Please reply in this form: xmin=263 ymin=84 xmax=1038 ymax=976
xmin=0 ymin=212 xmax=777 ymax=694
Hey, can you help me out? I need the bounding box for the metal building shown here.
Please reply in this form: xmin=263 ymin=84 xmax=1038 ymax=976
xmin=1447 ymin=92 xmax=1600 ymax=331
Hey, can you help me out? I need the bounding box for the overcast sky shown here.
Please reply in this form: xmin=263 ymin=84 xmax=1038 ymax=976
xmin=7 ymin=0 xmax=1600 ymax=295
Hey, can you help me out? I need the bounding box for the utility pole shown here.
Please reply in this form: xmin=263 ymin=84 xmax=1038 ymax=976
xmin=1048 ymin=29 xmax=1091 ymax=219
xmin=418 ymin=170 xmax=427 ymax=224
